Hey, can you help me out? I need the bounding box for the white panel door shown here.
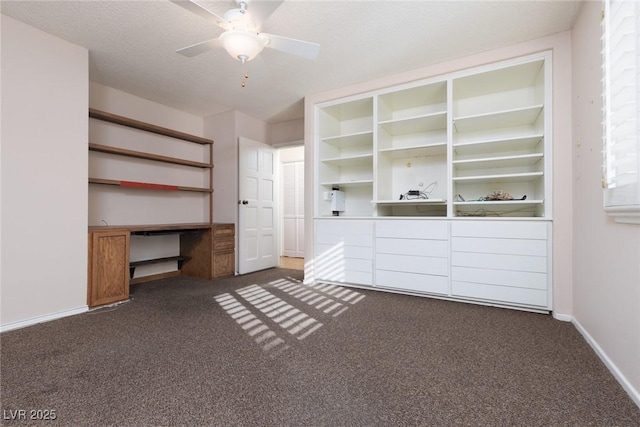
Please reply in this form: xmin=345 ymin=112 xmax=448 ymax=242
xmin=238 ymin=137 xmax=277 ymax=274
xmin=281 ymin=161 xmax=304 ymax=258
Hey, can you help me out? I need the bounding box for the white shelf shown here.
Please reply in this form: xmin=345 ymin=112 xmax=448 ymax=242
xmin=378 ymin=142 xmax=447 ymax=159
xmin=320 ymin=180 xmax=373 ymax=187
xmin=453 ymin=60 xmax=544 ymax=99
xmin=454 ymin=199 xmax=543 ymax=206
xmin=453 ymin=134 xmax=543 ymax=157
xmin=321 ymin=153 xmax=373 ymax=167
xmin=453 ymin=153 xmax=543 ymax=171
xmin=375 ymin=199 xmax=446 ymax=205
xmin=321 ymin=130 xmax=373 ymax=148
xmin=321 ymin=98 xmax=373 ymax=121
xmin=454 ymin=200 xmax=544 ymax=216
xmin=378 ymin=82 xmax=447 ymax=122
xmin=379 ymin=111 xmax=447 ymax=136
xmin=453 ymin=105 xmax=543 ymax=134
xmin=453 ymin=171 xmax=543 ymax=183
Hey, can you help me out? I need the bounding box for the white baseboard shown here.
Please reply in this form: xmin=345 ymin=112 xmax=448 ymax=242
xmin=572 ymin=317 xmax=640 ymax=409
xmin=552 ymin=312 xmax=572 ymax=322
xmin=0 ymin=306 xmax=88 ymax=333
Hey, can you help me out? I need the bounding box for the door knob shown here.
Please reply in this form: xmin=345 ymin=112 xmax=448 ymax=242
xmin=240 ymin=200 xmax=249 ymax=205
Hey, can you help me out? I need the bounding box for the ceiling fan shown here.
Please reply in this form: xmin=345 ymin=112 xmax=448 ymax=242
xmin=171 ymin=0 xmax=320 ymax=63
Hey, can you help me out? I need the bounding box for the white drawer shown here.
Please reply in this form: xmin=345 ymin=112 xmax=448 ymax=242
xmin=451 ymin=221 xmax=548 ymax=239
xmin=317 ymin=270 xmax=373 ymax=286
xmin=316 ymin=219 xmax=373 ymax=235
xmin=315 ymin=232 xmax=373 ymax=247
xmin=377 ymin=253 xmax=448 ymax=276
xmin=316 ymin=244 xmax=373 ymax=260
xmin=316 ymin=258 xmax=373 ymax=283
xmin=451 ymin=252 xmax=547 ymax=273
xmin=376 ymin=270 xmax=448 ymax=295
xmin=451 ymin=237 xmax=546 ymax=257
xmin=452 ymin=281 xmax=548 ymax=308
xmin=376 ymin=237 xmax=448 ymax=257
xmin=315 ymin=256 xmax=372 ymax=275
xmin=452 ymin=266 xmax=547 ymax=290
xmin=343 ymin=271 xmax=373 ymax=286
xmin=376 ymin=220 xmax=448 ymax=240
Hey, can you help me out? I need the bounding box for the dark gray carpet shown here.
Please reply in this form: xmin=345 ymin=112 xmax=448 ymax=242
xmin=1 ymin=268 xmax=639 ymax=426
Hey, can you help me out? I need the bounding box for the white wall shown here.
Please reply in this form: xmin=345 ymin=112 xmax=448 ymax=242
xmin=1 ymin=16 xmax=89 ymax=329
xmin=571 ymin=1 xmax=640 ymax=405
xmin=304 ymin=32 xmax=574 ymax=317
xmin=271 ymin=118 xmax=304 ymax=146
xmin=204 ymin=110 xmax=269 ymax=271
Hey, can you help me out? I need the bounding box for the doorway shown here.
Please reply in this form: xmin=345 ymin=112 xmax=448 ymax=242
xmin=279 ymin=145 xmax=304 ymax=270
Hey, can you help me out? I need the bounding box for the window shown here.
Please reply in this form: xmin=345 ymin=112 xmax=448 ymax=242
xmin=602 ymin=0 xmax=640 ymax=224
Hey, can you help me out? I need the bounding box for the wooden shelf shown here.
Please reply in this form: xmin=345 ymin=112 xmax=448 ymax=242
xmin=89 ymin=178 xmax=212 ymax=193
xmin=89 ymin=143 xmax=212 ymax=168
xmin=89 ymin=223 xmax=212 ymax=233
xmin=89 ymin=108 xmax=213 ymax=145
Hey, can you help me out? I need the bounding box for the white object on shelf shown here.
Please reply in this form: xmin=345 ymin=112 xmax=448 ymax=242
xmin=330 ymin=190 xmax=345 ymax=211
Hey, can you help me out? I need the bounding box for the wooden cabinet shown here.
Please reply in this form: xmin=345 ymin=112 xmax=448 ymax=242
xmin=212 ymin=223 xmax=235 ymax=279
xmin=88 ymin=229 xmax=130 ymax=307
xmin=180 ymin=223 xmax=235 ymax=280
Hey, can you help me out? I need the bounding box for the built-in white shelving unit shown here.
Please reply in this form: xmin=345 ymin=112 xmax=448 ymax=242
xmin=316 ymin=53 xmax=550 ymax=219
xmin=452 ymin=58 xmax=548 ymax=218
xmin=312 ymin=52 xmax=553 ymax=312
xmin=317 ymin=97 xmax=374 ymax=217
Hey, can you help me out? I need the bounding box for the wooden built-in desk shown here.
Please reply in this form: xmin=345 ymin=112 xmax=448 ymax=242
xmin=87 ymin=223 xmax=235 ymax=308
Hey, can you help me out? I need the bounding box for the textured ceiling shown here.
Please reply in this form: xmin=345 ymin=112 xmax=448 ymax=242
xmin=1 ymin=0 xmax=583 ymax=123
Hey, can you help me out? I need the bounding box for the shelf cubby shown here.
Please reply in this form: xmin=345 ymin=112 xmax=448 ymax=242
xmin=378 ymin=81 xmax=447 ymax=122
xmin=453 ymin=153 xmax=544 ymax=175
xmin=453 ymin=105 xmax=543 ymax=134
xmin=452 ymin=59 xmax=545 ymax=118
xmin=453 ymin=134 xmax=544 ymax=158
xmin=319 ymin=97 xmax=373 ymax=139
xmin=379 ymin=112 xmax=448 ymax=136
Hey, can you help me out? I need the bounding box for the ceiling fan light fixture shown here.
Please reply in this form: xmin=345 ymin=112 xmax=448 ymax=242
xmin=220 ymin=29 xmax=265 ymax=62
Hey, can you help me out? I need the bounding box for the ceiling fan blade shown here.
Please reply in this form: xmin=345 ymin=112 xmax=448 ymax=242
xmin=261 ymin=33 xmax=320 ymax=60
xmin=170 ymin=0 xmax=228 ymax=29
xmin=176 ymin=38 xmax=221 ymax=57
xmin=246 ymin=0 xmax=283 ymax=28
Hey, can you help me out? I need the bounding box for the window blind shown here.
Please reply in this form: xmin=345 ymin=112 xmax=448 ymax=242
xmin=602 ymin=0 xmax=640 ymax=221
